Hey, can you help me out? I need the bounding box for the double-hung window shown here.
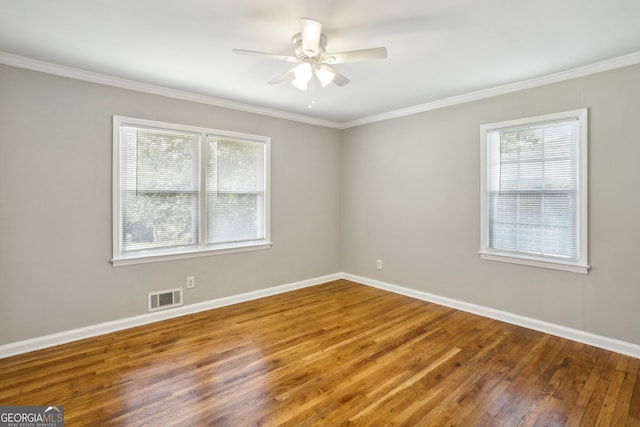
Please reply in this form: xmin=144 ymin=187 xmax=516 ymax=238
xmin=480 ymin=109 xmax=588 ymax=273
xmin=112 ymin=116 xmax=270 ymax=265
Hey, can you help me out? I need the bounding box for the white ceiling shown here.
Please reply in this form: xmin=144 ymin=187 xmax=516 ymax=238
xmin=1 ymin=0 xmax=640 ymax=126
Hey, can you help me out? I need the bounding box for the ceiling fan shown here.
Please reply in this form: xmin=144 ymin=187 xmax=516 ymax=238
xmin=233 ymin=18 xmax=387 ymax=91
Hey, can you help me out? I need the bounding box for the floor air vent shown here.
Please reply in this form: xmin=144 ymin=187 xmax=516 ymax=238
xmin=148 ymin=288 xmax=183 ymax=312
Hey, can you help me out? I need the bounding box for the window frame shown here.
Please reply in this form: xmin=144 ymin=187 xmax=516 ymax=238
xmin=112 ymin=116 xmax=271 ymax=266
xmin=479 ymin=109 xmax=589 ymax=274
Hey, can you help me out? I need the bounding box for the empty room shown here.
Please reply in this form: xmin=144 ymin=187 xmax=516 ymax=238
xmin=1 ymin=1 xmax=640 ymax=425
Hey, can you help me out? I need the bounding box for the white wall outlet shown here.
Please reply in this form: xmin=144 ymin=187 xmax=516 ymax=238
xmin=376 ymin=259 xmax=383 ymax=270
xmin=186 ymin=276 xmax=195 ymax=289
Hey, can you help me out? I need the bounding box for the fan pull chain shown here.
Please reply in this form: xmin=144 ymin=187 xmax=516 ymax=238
xmin=308 ymin=77 xmax=316 ymax=109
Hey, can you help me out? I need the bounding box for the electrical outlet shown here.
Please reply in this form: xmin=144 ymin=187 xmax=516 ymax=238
xmin=186 ymin=276 xmax=195 ymax=289
xmin=376 ymin=259 xmax=383 ymax=270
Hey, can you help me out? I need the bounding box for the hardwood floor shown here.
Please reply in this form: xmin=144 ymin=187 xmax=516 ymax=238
xmin=1 ymin=279 xmax=639 ymax=426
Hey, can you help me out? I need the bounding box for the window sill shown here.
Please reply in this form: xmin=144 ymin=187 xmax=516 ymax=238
xmin=479 ymin=251 xmax=589 ymax=274
xmin=112 ymin=242 xmax=272 ymax=267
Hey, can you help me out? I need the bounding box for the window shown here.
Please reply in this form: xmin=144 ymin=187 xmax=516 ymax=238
xmin=480 ymin=109 xmax=588 ymax=273
xmin=112 ymin=116 xmax=270 ymax=265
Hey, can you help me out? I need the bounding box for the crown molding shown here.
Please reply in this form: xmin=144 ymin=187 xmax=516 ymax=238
xmin=2 ymin=50 xmax=640 ymax=130
xmin=0 ymin=51 xmax=342 ymax=129
xmin=341 ymin=51 xmax=640 ymax=129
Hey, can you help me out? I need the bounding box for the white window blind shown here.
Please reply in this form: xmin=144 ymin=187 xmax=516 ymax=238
xmin=120 ymin=126 xmax=200 ymax=253
xmin=206 ymin=136 xmax=266 ymax=245
xmin=113 ymin=116 xmax=270 ymax=265
xmin=480 ymin=109 xmax=588 ymax=273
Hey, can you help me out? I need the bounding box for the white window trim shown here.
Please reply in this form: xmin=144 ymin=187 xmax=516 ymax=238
xmin=479 ymin=109 xmax=589 ymax=274
xmin=112 ymin=116 xmax=271 ymax=266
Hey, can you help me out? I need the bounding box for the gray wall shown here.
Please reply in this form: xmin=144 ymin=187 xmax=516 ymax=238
xmin=0 ymin=64 xmax=342 ymax=344
xmin=341 ymin=63 xmax=640 ymax=345
xmin=2 ymin=62 xmax=639 ymax=347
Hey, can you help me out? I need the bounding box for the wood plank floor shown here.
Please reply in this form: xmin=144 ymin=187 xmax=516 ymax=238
xmin=1 ymin=279 xmax=639 ymax=426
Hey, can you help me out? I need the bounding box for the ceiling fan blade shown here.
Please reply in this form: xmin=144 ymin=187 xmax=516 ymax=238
xmin=300 ymin=18 xmax=322 ymax=56
xmin=232 ymin=49 xmax=298 ymax=63
xmin=322 ymin=47 xmax=387 ymax=64
xmin=331 ymin=71 xmax=351 ymax=87
xmin=268 ymin=67 xmax=296 ymax=85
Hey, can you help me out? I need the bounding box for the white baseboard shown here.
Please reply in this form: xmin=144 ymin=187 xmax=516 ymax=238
xmin=3 ymin=272 xmax=639 ymax=360
xmin=343 ymin=273 xmax=640 ymax=359
xmin=0 ymin=273 xmax=341 ymax=359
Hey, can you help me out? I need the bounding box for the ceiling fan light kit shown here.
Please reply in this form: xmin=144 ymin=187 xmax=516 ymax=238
xmin=316 ymin=66 xmax=336 ymax=87
xmin=233 ymin=18 xmax=387 ymax=95
xmin=292 ymin=61 xmax=336 ymax=91
xmin=292 ymin=62 xmax=313 ymax=90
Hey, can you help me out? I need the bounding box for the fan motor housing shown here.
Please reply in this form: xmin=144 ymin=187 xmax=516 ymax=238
xmin=292 ymin=32 xmax=328 ymax=60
